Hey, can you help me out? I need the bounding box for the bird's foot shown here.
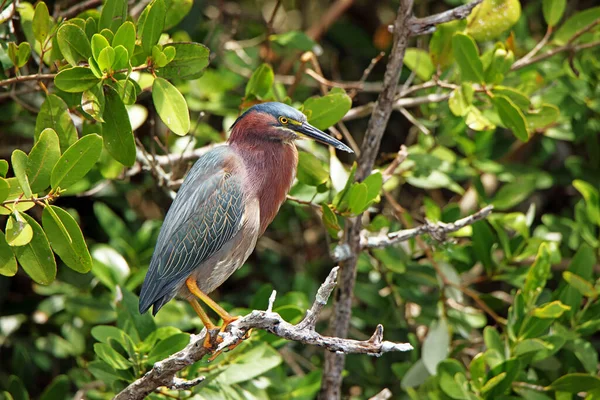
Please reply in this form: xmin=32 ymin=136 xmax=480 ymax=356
xmin=207 ymin=327 xmax=252 ymax=362
xmin=215 ymin=315 xmax=241 ymax=344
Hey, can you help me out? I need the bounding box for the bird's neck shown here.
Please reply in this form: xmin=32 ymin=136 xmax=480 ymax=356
xmin=230 ymin=140 xmax=298 ymax=234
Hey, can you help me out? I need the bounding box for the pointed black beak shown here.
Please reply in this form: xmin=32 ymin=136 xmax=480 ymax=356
xmin=296 ymin=122 xmax=354 ymax=153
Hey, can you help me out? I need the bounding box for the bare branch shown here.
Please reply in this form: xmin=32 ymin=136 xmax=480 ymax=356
xmin=364 ymin=205 xmax=494 ymax=250
xmin=114 ymin=268 xmax=412 ymax=400
xmin=332 ymin=206 xmax=494 ymax=262
xmin=321 ymin=1 xmax=415 ymax=398
xmin=407 ymin=0 xmax=483 ymax=36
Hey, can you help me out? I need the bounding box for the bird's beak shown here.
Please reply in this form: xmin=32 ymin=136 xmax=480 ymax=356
xmin=296 ymin=122 xmax=354 ymax=153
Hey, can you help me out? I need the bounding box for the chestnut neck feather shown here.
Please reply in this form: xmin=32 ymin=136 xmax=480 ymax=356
xmin=228 ymin=113 xmax=298 ymax=234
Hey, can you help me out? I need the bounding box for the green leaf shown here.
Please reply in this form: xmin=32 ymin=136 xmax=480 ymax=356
xmin=94 ymin=343 xmax=132 ymax=370
xmin=54 ymin=67 xmax=101 ymax=93
xmin=270 ymin=31 xmax=317 ymax=52
xmin=403 ymin=48 xmax=434 ymax=81
xmin=348 ymin=183 xmax=368 ymax=215
xmin=12 ymin=213 xmax=57 ymax=285
xmin=465 ymin=106 xmax=495 ymax=131
xmin=99 ymin=0 xmax=128 ymax=32
xmin=8 ymin=42 xmax=31 ymax=68
xmin=51 ymin=134 xmax=103 ymax=189
xmin=452 ymin=33 xmax=484 ymax=83
xmin=484 ymin=358 xmax=520 ymax=398
xmin=152 ymin=77 xmax=191 ymax=136
xmin=559 ymin=244 xmax=595 ymax=319
xmin=554 ymin=7 xmax=600 ymax=45
xmin=32 ymin=1 xmax=51 ymax=44
xmin=492 ymin=95 xmax=529 ymax=141
xmin=11 ymin=150 xmax=32 ymax=199
xmin=0 ymin=178 xmax=8 ymax=203
xmin=422 ymin=318 xmax=449 ymax=374
xmin=216 ymin=343 xmax=282 ymax=384
xmin=526 ymin=104 xmax=559 ymax=131
xmin=39 ymin=375 xmax=69 ymax=400
xmin=112 ymin=21 xmax=136 ymax=59
xmin=157 ymin=42 xmax=210 ymax=80
xmin=437 ymin=359 xmax=468 ymax=399
xmin=140 ymin=0 xmax=166 ymax=55
xmin=42 ymin=206 xmax=92 ymax=274
xmin=542 ymin=0 xmax=566 ymax=26
xmin=0 ymin=160 xmax=8 ymax=177
xmin=532 ymin=301 xmax=570 ymax=319
xmin=522 ymin=243 xmax=551 ymax=307
xmin=573 ymin=180 xmax=600 ymax=226
xmin=82 ymin=84 xmax=106 ymax=122
xmin=449 ymin=83 xmax=474 ymax=117
xmin=245 ymin=63 xmax=274 ymax=99
xmin=113 ymin=79 xmax=137 ymax=105
xmin=97 ymin=46 xmax=115 ymax=72
xmin=563 ymin=271 xmax=597 ymax=298
xmin=146 ymin=333 xmax=190 ymax=364
xmin=164 ymin=0 xmax=193 ymax=29
xmin=483 ymin=326 xmax=504 ymax=354
xmin=6 ymin=211 xmax=33 ymax=246
xmin=91 ymin=33 xmax=110 ymax=62
xmin=102 ymin=86 xmax=136 ymax=166
xmin=549 ymin=374 xmax=600 ymax=393
xmin=8 ymin=375 xmax=28 ymax=400
xmin=430 ymin=20 xmax=467 ymax=69
xmin=27 ymin=128 xmax=60 ymax=193
xmin=296 ymin=152 xmax=329 ymax=187
xmin=466 ymin=0 xmax=521 ymax=41
xmin=321 ymin=204 xmax=341 ymax=238
xmin=303 ymin=89 xmax=352 ymax=130
xmin=0 ymin=232 xmax=17 ymax=276
xmin=363 ymin=172 xmax=383 ymax=203
xmin=492 ymin=86 xmax=531 ymax=110
xmin=112 ymin=45 xmax=129 ymax=70
xmin=57 ymin=23 xmax=92 ymax=66
xmin=35 ymin=94 xmax=78 ymax=153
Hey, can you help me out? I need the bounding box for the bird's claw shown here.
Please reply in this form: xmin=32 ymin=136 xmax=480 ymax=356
xmin=206 ymin=328 xmax=253 ymax=362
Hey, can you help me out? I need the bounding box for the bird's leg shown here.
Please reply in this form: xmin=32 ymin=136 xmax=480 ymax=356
xmin=186 ymin=277 xmax=239 ymax=338
xmin=188 ymin=298 xmax=216 ymax=349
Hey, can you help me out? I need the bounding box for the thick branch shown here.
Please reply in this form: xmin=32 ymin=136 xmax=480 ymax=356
xmin=320 ymin=1 xmax=414 ymax=399
xmin=114 ymin=268 xmax=412 ymax=400
xmin=408 ymin=0 xmax=483 ymax=36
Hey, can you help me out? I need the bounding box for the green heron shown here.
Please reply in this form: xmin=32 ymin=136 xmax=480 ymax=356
xmin=139 ymin=102 xmax=352 ymax=348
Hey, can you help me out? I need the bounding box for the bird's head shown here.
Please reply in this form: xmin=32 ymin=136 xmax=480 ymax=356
xmin=229 ymin=102 xmax=353 ymax=153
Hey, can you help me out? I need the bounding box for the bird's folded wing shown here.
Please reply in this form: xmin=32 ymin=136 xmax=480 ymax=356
xmin=139 ymin=148 xmax=245 ymax=313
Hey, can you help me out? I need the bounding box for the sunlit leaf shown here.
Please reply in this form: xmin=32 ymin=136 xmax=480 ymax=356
xmin=152 ymin=77 xmax=191 ymax=136
xmin=27 ymin=128 xmax=60 ymax=193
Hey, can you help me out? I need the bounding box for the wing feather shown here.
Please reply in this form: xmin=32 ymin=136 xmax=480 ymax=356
xmin=139 ymin=147 xmax=245 ymax=314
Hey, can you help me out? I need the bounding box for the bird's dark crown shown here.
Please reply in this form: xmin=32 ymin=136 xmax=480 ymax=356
xmin=231 ymin=102 xmax=306 ymax=132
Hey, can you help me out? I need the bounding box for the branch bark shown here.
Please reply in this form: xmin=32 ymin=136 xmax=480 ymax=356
xmin=114 ymin=268 xmax=412 ymax=400
xmin=332 ymin=206 xmax=494 ymax=262
xmin=320 ymin=1 xmax=484 ymax=398
xmin=319 ymin=1 xmax=414 ymax=399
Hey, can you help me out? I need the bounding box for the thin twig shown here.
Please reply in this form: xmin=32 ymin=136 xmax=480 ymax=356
xmin=512 ymin=19 xmax=600 ymax=70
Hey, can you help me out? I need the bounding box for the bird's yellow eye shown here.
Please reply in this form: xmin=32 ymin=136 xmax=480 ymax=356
xmin=279 ymin=116 xmax=288 ymax=124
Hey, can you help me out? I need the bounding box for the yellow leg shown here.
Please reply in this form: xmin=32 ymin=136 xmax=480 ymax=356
xmin=186 ymin=277 xmax=238 ymax=324
xmin=189 ymin=298 xmax=216 ymax=349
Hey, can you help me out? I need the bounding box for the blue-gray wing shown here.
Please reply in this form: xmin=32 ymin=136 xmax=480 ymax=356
xmin=139 ymin=147 xmax=245 ymax=315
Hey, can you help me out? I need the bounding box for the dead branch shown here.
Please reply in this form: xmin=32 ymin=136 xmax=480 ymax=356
xmin=114 ymin=268 xmax=412 ymax=400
